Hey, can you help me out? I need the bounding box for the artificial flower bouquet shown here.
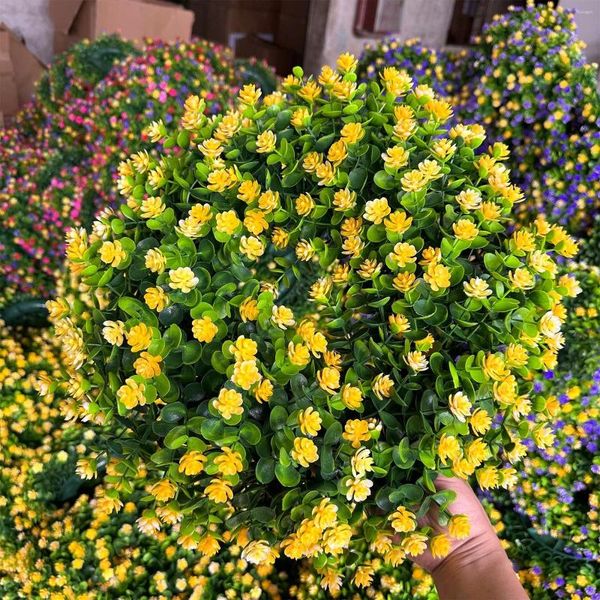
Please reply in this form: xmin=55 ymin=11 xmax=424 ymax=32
xmin=48 ymin=53 xmax=580 ymax=591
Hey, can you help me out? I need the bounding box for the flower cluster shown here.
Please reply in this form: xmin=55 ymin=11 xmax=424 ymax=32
xmin=289 ymin=561 xmax=437 ymax=599
xmin=557 ymin=262 xmax=600 ymax=369
xmin=358 ymin=37 xmax=467 ymax=99
xmin=0 ymin=37 xmax=244 ymax=309
xmin=485 ymin=501 xmax=599 ymax=600
xmin=462 ymin=1 xmax=600 ymax=231
xmin=0 ymin=323 xmax=285 ymax=599
xmin=18 ymin=35 xmax=137 ymax=136
xmin=356 ymin=2 xmax=600 ymax=233
xmin=1 ymin=485 xmax=286 ymax=599
xmin=504 ymin=368 xmax=599 ymax=561
xmin=48 ymin=52 xmax=579 ymax=585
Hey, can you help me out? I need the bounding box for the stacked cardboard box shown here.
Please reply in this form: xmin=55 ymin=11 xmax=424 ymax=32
xmin=49 ymin=0 xmax=194 ymax=54
xmin=0 ymin=23 xmax=45 ymax=123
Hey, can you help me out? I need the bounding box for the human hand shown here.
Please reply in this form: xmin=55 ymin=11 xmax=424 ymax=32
xmin=409 ymin=476 xmax=528 ymax=600
xmin=412 ymin=475 xmax=502 ymax=574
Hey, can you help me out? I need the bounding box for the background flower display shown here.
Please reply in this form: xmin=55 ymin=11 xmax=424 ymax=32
xmin=0 ymin=37 xmax=277 ymax=311
xmin=356 ymin=2 xmax=600 ymax=234
xmin=48 ymin=50 xmax=580 ymax=589
xmin=0 ymin=325 xmax=286 ymax=599
xmin=460 ymin=2 xmax=600 ymax=232
xmin=357 ymin=37 xmax=467 ymax=99
xmin=498 ymin=368 xmax=599 ymax=562
xmin=485 ymin=501 xmax=599 ymax=600
xmin=557 ymin=262 xmax=600 ymax=369
xmin=288 ymin=560 xmax=437 ymax=599
xmin=17 ymin=35 xmax=137 ymax=138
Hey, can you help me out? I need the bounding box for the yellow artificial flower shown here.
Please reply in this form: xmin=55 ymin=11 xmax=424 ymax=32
xmin=169 ymin=267 xmax=199 ymax=293
xmin=390 ymin=506 xmax=417 ymax=533
xmin=272 ymin=305 xmax=296 ymax=329
xmin=140 ymin=196 xmax=165 ymax=219
xmin=463 ymin=277 xmax=492 ymax=299
xmin=238 ymin=179 xmax=261 ymax=203
xmin=382 ymin=145 xmax=409 ymax=169
xmin=232 ymin=359 xmax=261 ymax=390
xmin=145 ymin=248 xmax=166 ymax=273
xmin=384 ymin=210 xmax=413 ymax=234
xmin=438 ymin=434 xmax=462 ymax=464
xmin=205 ymin=478 xmax=233 ymax=503
xmin=346 ymin=477 xmax=373 ymax=502
xmin=298 ymin=406 xmax=322 ymax=436
xmin=341 ymin=384 xmax=364 ymax=409
xmin=393 ymin=272 xmax=417 ymax=292
xmin=389 ymin=242 xmax=417 ymax=267
xmin=256 ymin=130 xmax=277 ymax=153
xmin=343 ymin=419 xmax=371 ymax=448
xmin=340 ymin=122 xmax=364 ymax=144
xmin=291 ymin=437 xmax=319 ymax=467
xmin=430 ymin=534 xmax=451 ymax=559
xmin=215 ymin=210 xmax=241 ymax=235
xmin=448 ymin=514 xmax=471 ymax=539
xmin=448 ymin=391 xmax=472 ymax=422
xmin=126 ymin=323 xmax=153 ymax=352
xmin=424 ymin=263 xmax=451 ymax=291
xmin=243 ymin=209 xmax=269 ymax=235
xmin=453 ymin=219 xmax=479 ymax=241
xmin=404 ymin=350 xmax=428 ymax=372
xmin=364 ymin=197 xmax=391 ymax=224
xmin=144 ymin=286 xmax=169 ymax=312
xmin=240 ymin=235 xmax=265 ymax=260
xmin=239 ymin=84 xmax=261 ymax=105
xmin=400 ymin=170 xmax=426 ymax=192
xmin=337 ymin=52 xmax=358 ymax=73
xmin=117 ymin=378 xmax=146 ymax=410
xmin=456 ymin=189 xmax=482 ymax=211
xmin=178 ymin=451 xmax=207 ymax=476
xmin=214 ymin=447 xmax=244 ymax=476
xmin=401 ymin=533 xmax=428 ymax=557
xmin=192 ymin=316 xmax=218 ymax=343
xmin=149 ymin=479 xmax=177 ymax=502
xmin=99 ymin=240 xmax=127 ymax=267
xmin=102 ymin=320 xmax=126 ymax=346
xmin=317 ymin=366 xmax=341 ymax=394
xmin=213 ymin=388 xmax=244 ymax=420
xmin=133 ymin=352 xmax=162 ymax=379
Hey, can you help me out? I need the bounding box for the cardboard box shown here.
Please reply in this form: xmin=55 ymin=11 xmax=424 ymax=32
xmin=191 ymin=0 xmax=281 ymax=48
xmin=235 ymin=33 xmax=296 ymax=76
xmin=0 ymin=23 xmax=46 ymax=122
xmin=49 ymin=0 xmax=194 ymax=54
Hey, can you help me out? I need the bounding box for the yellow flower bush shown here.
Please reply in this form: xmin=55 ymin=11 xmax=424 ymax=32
xmin=49 ymin=54 xmax=579 ymax=584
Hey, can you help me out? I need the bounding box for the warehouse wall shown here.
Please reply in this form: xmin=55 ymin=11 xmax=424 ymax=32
xmin=304 ymin=0 xmax=455 ymax=74
xmin=0 ymin=0 xmax=53 ymax=63
xmin=562 ymin=0 xmax=600 ymax=64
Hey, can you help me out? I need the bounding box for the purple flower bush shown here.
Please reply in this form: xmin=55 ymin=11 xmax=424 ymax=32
xmin=503 ymin=368 xmax=600 ymax=563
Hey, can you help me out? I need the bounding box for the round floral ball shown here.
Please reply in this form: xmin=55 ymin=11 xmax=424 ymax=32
xmin=50 ymin=53 xmax=578 ymax=584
